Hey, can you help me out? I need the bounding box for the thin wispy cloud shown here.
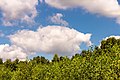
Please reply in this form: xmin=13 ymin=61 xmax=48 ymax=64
xmin=49 ymin=13 xmax=69 ymax=26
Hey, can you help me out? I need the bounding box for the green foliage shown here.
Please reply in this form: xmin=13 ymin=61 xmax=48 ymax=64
xmin=32 ymin=56 xmax=49 ymax=64
xmin=0 ymin=58 xmax=3 ymax=64
xmin=4 ymin=59 xmax=17 ymax=71
xmin=52 ymin=54 xmax=60 ymax=62
xmin=0 ymin=37 xmax=119 ymax=80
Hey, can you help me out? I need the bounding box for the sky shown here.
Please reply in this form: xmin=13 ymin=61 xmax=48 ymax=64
xmin=0 ymin=0 xmax=120 ymax=61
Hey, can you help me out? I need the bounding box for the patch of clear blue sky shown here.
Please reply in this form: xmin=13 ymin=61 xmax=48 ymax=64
xmin=0 ymin=0 xmax=120 ymax=59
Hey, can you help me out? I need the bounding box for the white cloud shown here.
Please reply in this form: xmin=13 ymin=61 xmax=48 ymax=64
xmin=0 ymin=26 xmax=92 ymax=60
xmin=0 ymin=0 xmax=38 ymax=26
xmin=0 ymin=44 xmax=27 ymax=61
xmin=98 ymin=35 xmax=120 ymax=48
xmin=45 ymin=0 xmax=120 ymax=24
xmin=9 ymin=26 xmax=92 ymax=56
xmin=104 ymin=35 xmax=120 ymax=40
xmin=40 ymin=0 xmax=43 ymax=3
xmin=49 ymin=13 xmax=69 ymax=26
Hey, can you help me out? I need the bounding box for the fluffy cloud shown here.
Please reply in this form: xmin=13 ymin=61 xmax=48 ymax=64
xmin=49 ymin=13 xmax=69 ymax=26
xmin=98 ymin=35 xmax=120 ymax=47
xmin=0 ymin=44 xmax=27 ymax=61
xmin=0 ymin=0 xmax=38 ymax=26
xmin=104 ymin=35 xmax=120 ymax=40
xmin=45 ymin=0 xmax=120 ymax=24
xmin=9 ymin=26 xmax=92 ymax=56
xmin=0 ymin=26 xmax=92 ymax=60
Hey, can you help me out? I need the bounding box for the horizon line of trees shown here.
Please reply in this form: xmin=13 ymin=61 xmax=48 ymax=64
xmin=0 ymin=37 xmax=119 ymax=80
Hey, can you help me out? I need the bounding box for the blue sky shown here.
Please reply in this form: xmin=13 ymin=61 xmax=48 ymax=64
xmin=0 ymin=0 xmax=120 ymax=60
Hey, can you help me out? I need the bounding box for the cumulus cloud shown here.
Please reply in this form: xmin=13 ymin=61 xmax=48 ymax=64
xmin=0 ymin=44 xmax=27 ymax=61
xmin=9 ymin=26 xmax=92 ymax=56
xmin=0 ymin=26 xmax=92 ymax=60
xmin=49 ymin=13 xmax=69 ymax=26
xmin=0 ymin=0 xmax=38 ymax=26
xmin=45 ymin=0 xmax=120 ymax=24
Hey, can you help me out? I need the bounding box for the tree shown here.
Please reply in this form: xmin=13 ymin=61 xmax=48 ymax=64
xmin=40 ymin=56 xmax=49 ymax=64
xmin=0 ymin=58 xmax=3 ymax=64
xmin=33 ymin=56 xmax=41 ymax=64
xmin=13 ymin=58 xmax=19 ymax=64
xmin=4 ymin=59 xmax=12 ymax=68
xmin=52 ymin=54 xmax=60 ymax=62
xmin=0 ymin=37 xmax=119 ymax=79
xmin=4 ymin=59 xmax=17 ymax=71
xmin=100 ymin=37 xmax=117 ymax=49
